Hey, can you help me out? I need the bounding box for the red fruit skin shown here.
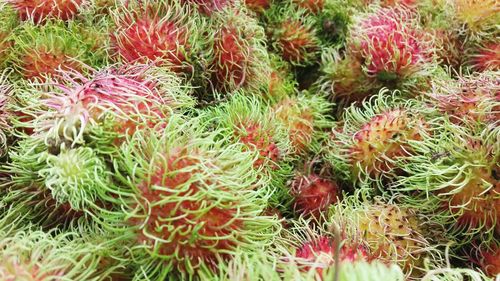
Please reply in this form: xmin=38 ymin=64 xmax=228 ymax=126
xmin=472 ymin=42 xmax=500 ymax=71
xmin=183 ymin=0 xmax=233 ymax=15
xmin=132 ymin=150 xmax=242 ymax=271
xmin=478 ymin=246 xmax=500 ymax=277
xmin=293 ymin=0 xmax=324 ymax=14
xmin=212 ymin=25 xmax=249 ymax=91
xmin=8 ymin=0 xmax=83 ymax=23
xmin=112 ymin=11 xmax=188 ymax=72
xmin=296 ymin=236 xmax=370 ymax=278
xmin=20 ymin=46 xmax=82 ymax=81
xmin=292 ymin=174 xmax=339 ymax=217
xmin=244 ymin=0 xmax=271 ymax=12
xmin=276 ymin=20 xmax=318 ymax=65
xmin=236 ymin=122 xmax=280 ymax=168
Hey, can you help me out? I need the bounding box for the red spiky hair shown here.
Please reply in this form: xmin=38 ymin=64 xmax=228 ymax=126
xmin=274 ymin=19 xmax=319 ymax=66
xmin=474 ymin=245 xmax=500 ymax=277
xmin=292 ymin=174 xmax=340 ymax=217
xmin=182 ymin=0 xmax=234 ymax=15
xmin=244 ymin=0 xmax=271 ymax=12
xmin=471 ymin=42 xmax=500 ymax=71
xmin=7 ymin=0 xmax=84 ymax=23
xmin=293 ymin=0 xmax=324 ymax=14
xmin=111 ymin=2 xmax=190 ymax=72
xmin=19 ymin=47 xmax=82 ymax=81
xmin=235 ymin=121 xmax=280 ymax=168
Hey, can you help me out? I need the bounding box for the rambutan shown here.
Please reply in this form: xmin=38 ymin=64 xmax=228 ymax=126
xmin=7 ymin=0 xmax=85 ymax=23
xmin=110 ymin=1 xmax=197 ymax=73
xmin=244 ymin=0 xmax=271 ymax=13
xmin=209 ymin=8 xmax=270 ymax=93
xmin=293 ymin=0 xmax=324 ymax=14
xmin=452 ymin=0 xmax=499 ymax=39
xmin=0 ymin=6 xmax=18 ymax=67
xmin=264 ymin=55 xmax=296 ymax=102
xmin=182 ymin=0 xmax=234 ymax=15
xmin=0 ymin=70 xmax=13 ymax=158
xmin=272 ymin=93 xmax=332 ymax=155
xmin=470 ymin=42 xmax=500 ymax=71
xmin=8 ymin=21 xmax=99 ymax=81
xmin=427 ymin=71 xmax=499 ymax=125
xmin=327 ymin=92 xmax=427 ymax=188
xmin=471 ymin=242 xmax=500 ymax=278
xmin=396 ymin=121 xmax=499 ymax=242
xmin=349 ymin=6 xmax=435 ymax=88
xmin=291 ymin=172 xmax=340 ymax=217
xmin=268 ymin=5 xmax=320 ymax=66
xmin=108 ymin=116 xmax=280 ymax=279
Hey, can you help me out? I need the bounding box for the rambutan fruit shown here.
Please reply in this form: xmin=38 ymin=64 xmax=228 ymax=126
xmin=426 ymin=71 xmax=499 ymax=125
xmin=0 ymin=70 xmax=13 ymax=158
xmin=0 ymin=5 xmax=18 ymax=67
xmin=244 ymin=0 xmax=271 ymax=13
xmin=110 ymin=1 xmax=199 ymax=73
xmin=452 ymin=0 xmax=499 ymax=40
xmin=327 ymin=91 xmax=427 ymax=188
xmin=208 ymin=8 xmax=271 ymax=94
xmin=107 ymin=116 xmax=281 ymax=279
xmin=349 ymin=6 xmax=436 ymax=89
xmin=293 ymin=0 xmax=324 ymax=14
xmin=6 ymin=0 xmax=85 ymax=24
xmin=267 ymin=5 xmax=320 ymax=66
xmin=272 ymin=93 xmax=332 ymax=155
xmin=318 ymin=48 xmax=381 ymax=107
xmin=469 ymin=42 xmax=500 ymax=71
xmin=396 ymin=121 xmax=499 ymax=243
xmin=470 ymin=242 xmax=500 ymax=278
xmin=263 ymin=54 xmax=296 ymax=102
xmin=8 ymin=21 xmax=101 ymax=81
xmin=0 ymin=229 xmax=120 ymax=280
xmin=182 ymin=0 xmax=234 ymax=15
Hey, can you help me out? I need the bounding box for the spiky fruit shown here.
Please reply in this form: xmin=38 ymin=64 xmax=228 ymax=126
xmin=109 ymin=116 xmax=280 ymax=279
xmin=8 ymin=21 xmax=101 ymax=81
xmin=452 ymin=0 xmax=499 ymax=39
xmin=7 ymin=0 xmax=84 ymax=23
xmin=397 ymin=122 xmax=499 ymax=242
xmin=336 ymin=261 xmax=405 ymax=281
xmin=0 ymin=229 xmax=118 ymax=280
xmin=293 ymin=0 xmax=324 ymax=14
xmin=0 ymin=70 xmax=12 ymax=158
xmin=327 ymin=92 xmax=427 ymax=187
xmin=272 ymin=94 xmax=332 ymax=154
xmin=427 ymin=71 xmax=499 ymax=125
xmin=264 ymin=55 xmax=296 ymax=102
xmin=319 ymin=48 xmax=380 ymax=106
xmin=349 ymin=6 xmax=435 ymax=88
xmin=209 ymin=9 xmax=270 ymax=93
xmin=472 ymin=243 xmax=500 ymax=278
xmin=0 ymin=6 xmax=18 ymax=66
xmin=244 ymin=0 xmax=271 ymax=12
xmin=292 ymin=173 xmax=340 ymax=217
xmin=111 ymin=1 xmax=197 ymax=73
xmin=470 ymin=42 xmax=500 ymax=71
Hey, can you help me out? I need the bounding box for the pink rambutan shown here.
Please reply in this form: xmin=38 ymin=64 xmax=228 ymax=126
xmin=470 ymin=42 xmax=500 ymax=71
xmin=7 ymin=0 xmax=84 ymax=23
xmin=110 ymin=1 xmax=194 ymax=73
xmin=292 ymin=173 xmax=340 ymax=217
xmin=236 ymin=122 xmax=281 ymax=168
xmin=350 ymin=7 xmax=434 ymax=83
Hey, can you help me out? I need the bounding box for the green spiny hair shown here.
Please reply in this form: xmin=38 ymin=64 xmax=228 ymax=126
xmin=325 ymin=90 xmax=431 ymax=189
xmin=0 ymin=4 xmax=18 ymax=67
xmin=206 ymin=5 xmax=272 ymax=95
xmin=0 ymin=69 xmax=13 ymax=158
xmin=393 ymin=119 xmax=499 ymax=245
xmin=335 ymin=261 xmax=405 ymax=281
xmin=265 ymin=2 xmax=321 ymax=66
xmin=0 ymin=229 xmax=121 ymax=281
xmin=204 ymin=92 xmax=295 ymax=211
xmin=328 ymin=193 xmax=445 ymax=278
xmin=7 ymin=20 xmax=105 ymax=81
xmin=264 ymin=53 xmax=297 ymax=103
xmin=104 ymin=114 xmax=281 ymax=280
xmin=271 ymin=92 xmax=333 ymax=155
xmin=448 ymin=0 xmax=499 ymax=43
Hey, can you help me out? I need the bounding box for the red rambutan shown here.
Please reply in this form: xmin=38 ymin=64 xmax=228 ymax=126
xmin=7 ymin=0 xmax=84 ymax=23
xmin=293 ymin=0 xmax=324 ymax=14
xmin=470 ymin=42 xmax=500 ymax=71
xmin=244 ymin=0 xmax=271 ymax=12
xmin=292 ymin=173 xmax=340 ymax=217
xmin=182 ymin=0 xmax=234 ymax=15
xmin=474 ymin=244 xmax=500 ymax=277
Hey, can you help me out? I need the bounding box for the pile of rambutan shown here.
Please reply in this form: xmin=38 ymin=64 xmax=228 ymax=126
xmin=0 ymin=0 xmax=498 ymax=280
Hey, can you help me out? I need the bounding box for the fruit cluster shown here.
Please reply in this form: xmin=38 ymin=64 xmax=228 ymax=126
xmin=0 ymin=0 xmax=498 ymax=280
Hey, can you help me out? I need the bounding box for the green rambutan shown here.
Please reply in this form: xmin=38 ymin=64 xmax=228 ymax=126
xmin=8 ymin=21 xmax=102 ymax=81
xmin=264 ymin=54 xmax=296 ymax=102
xmin=395 ymin=121 xmax=499 ymax=242
xmin=209 ymin=8 xmax=270 ymax=94
xmin=327 ymin=91 xmax=427 ymax=188
xmin=426 ymin=71 xmax=499 ymax=125
xmin=267 ymin=4 xmax=320 ymax=66
xmin=272 ymin=93 xmax=332 ymax=155
xmin=110 ymin=1 xmax=200 ymax=74
xmin=6 ymin=0 xmax=86 ymax=24
xmin=107 ymin=115 xmax=281 ymax=279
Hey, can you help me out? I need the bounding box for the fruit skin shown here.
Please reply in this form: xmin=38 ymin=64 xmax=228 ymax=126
xmin=208 ymin=8 xmax=271 ymax=94
xmin=327 ymin=91 xmax=427 ymax=189
xmin=8 ymin=20 xmax=106 ymax=81
xmin=349 ymin=6 xmax=435 ymax=90
xmin=469 ymin=42 xmax=500 ymax=71
xmin=272 ymin=93 xmax=332 ymax=155
xmin=291 ymin=172 xmax=340 ymax=217
xmin=471 ymin=242 xmax=500 ymax=278
xmin=6 ymin=0 xmax=85 ymax=23
xmin=110 ymin=0 xmax=200 ymax=74
xmin=395 ymin=121 xmax=499 ymax=244
xmin=107 ymin=115 xmax=281 ymax=279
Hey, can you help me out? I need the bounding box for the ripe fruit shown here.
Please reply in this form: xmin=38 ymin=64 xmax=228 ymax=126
xmin=0 ymin=70 xmax=12 ymax=158
xmin=0 ymin=6 xmax=18 ymax=66
xmin=110 ymin=116 xmax=280 ymax=279
xmin=7 ymin=0 xmax=84 ymax=23
xmin=291 ymin=172 xmax=340 ymax=217
xmin=111 ymin=1 xmax=196 ymax=73
xmin=471 ymin=243 xmax=500 ymax=278
xmin=183 ymin=0 xmax=233 ymax=15
xmin=452 ymin=0 xmax=499 ymax=39
xmin=470 ymin=42 xmax=500 ymax=71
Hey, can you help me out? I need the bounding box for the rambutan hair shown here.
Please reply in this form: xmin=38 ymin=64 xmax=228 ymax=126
xmin=6 ymin=0 xmax=87 ymax=24
xmin=469 ymin=241 xmax=500 ymax=278
xmin=0 ymin=69 xmax=13 ymax=158
xmin=106 ymin=115 xmax=281 ymax=279
xmin=348 ymin=6 xmax=436 ymax=90
xmin=208 ymin=7 xmax=271 ymax=94
xmin=271 ymin=93 xmax=332 ymax=155
xmin=182 ymin=0 xmax=234 ymax=15
xmin=469 ymin=42 xmax=500 ymax=71
xmin=395 ymin=121 xmax=499 ymax=244
xmin=451 ymin=0 xmax=499 ymax=41
xmin=110 ymin=0 xmax=201 ymax=74
xmin=326 ymin=90 xmax=428 ymax=189
xmin=0 ymin=5 xmax=18 ymax=67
